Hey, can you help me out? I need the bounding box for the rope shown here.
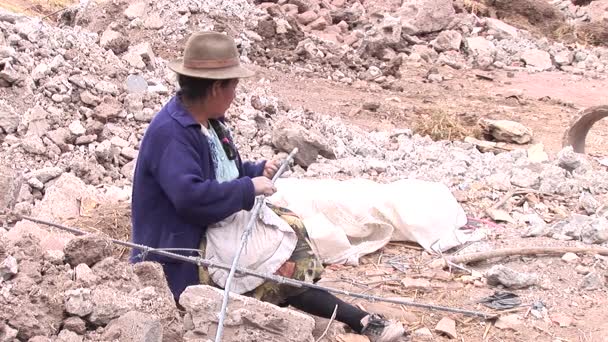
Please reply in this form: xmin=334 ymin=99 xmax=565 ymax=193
xmin=214 ymin=147 xmax=298 ymax=342
xmin=20 ymin=215 xmax=497 ymax=321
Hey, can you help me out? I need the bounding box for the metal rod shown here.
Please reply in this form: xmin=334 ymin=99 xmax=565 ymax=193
xmin=214 ymin=147 xmax=298 ymax=342
xmin=20 ymin=215 xmax=497 ymax=320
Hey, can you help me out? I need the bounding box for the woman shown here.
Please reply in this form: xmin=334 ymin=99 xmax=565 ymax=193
xmin=130 ymin=31 xmax=405 ymax=342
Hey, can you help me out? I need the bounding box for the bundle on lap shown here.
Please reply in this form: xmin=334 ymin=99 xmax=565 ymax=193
xmin=129 ymin=31 xmax=405 ymax=342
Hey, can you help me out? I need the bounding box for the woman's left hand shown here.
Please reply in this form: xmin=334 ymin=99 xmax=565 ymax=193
xmin=263 ymin=160 xmax=279 ymax=179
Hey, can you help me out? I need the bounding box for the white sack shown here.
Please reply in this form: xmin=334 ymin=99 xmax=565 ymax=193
xmin=268 ymin=178 xmax=470 ymax=265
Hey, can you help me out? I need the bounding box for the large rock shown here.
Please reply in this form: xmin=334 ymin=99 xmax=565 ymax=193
xmin=398 ymin=0 xmax=455 ymax=35
xmin=0 ymin=100 xmax=19 ymax=134
xmin=272 ymin=122 xmax=335 ymax=168
xmin=521 ymin=49 xmax=553 ymax=70
xmin=64 ymin=235 xmax=113 ymax=267
xmin=431 ymin=30 xmax=462 ymax=52
xmin=0 ymin=166 xmax=22 ymax=214
xmin=35 ymin=173 xmax=100 ymax=222
xmin=479 ymin=119 xmax=533 ymax=144
xmin=179 ymin=285 xmax=315 ymax=342
xmin=465 ymin=37 xmax=496 ymax=68
xmin=88 ymin=287 xmax=142 ymax=326
xmin=485 ymin=18 xmax=519 ymax=39
xmin=102 ymin=311 xmax=162 ymax=342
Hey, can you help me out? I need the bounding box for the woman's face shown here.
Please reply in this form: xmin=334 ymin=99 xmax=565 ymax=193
xmin=207 ymin=79 xmax=239 ymax=118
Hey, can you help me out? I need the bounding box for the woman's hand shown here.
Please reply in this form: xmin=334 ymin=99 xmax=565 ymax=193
xmin=263 ymin=160 xmax=279 ymax=179
xmin=252 ymin=177 xmax=277 ymax=196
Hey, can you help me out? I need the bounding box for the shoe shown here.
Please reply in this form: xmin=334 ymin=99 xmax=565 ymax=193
xmin=360 ymin=314 xmax=406 ymax=342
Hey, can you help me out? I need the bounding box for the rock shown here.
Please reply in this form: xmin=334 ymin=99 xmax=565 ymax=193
xmin=121 ymin=160 xmax=137 ymax=180
xmin=554 ymin=50 xmax=574 ymax=66
xmin=562 ymin=252 xmax=580 ymax=263
xmin=124 ymin=43 xmax=156 ymax=70
xmin=527 ymin=143 xmax=549 ymax=163
xmin=434 ymin=317 xmax=457 ymax=339
xmin=581 ymin=217 xmax=608 ymax=244
xmin=0 ymin=101 xmax=20 ymax=134
xmin=65 ymin=288 xmax=94 ymax=317
xmin=465 ymin=37 xmax=496 ymax=62
xmin=27 ymin=167 xmax=63 ymax=183
xmin=47 ymin=128 xmax=70 ymax=151
xmin=132 ymin=262 xmax=176 ymax=308
xmin=0 ymin=166 xmax=23 ymax=213
xmin=401 ymin=277 xmax=431 ymax=289
xmin=272 ymin=122 xmax=335 ymax=168
xmin=179 ymin=285 xmax=315 ymax=341
xmin=580 ymin=272 xmax=605 ymax=291
xmin=102 ymin=311 xmax=162 ymax=342
xmin=31 ymin=63 xmax=49 ymax=81
xmin=43 ymin=249 xmax=65 ymax=265
xmin=297 ymin=10 xmax=318 ymax=25
xmin=413 ymin=327 xmax=434 ymax=340
xmin=557 ymin=146 xmax=588 ymax=172
xmin=89 ymin=287 xmax=142 ymax=326
xmin=80 ymin=90 xmax=100 ymax=106
xmin=94 ymin=97 xmax=122 ymax=121
xmin=432 ymin=30 xmax=462 ymax=52
xmin=309 ymin=17 xmax=328 ymax=30
xmin=21 ymin=135 xmax=47 ymax=155
xmin=95 ymin=81 xmax=119 ymax=96
xmin=579 ymin=192 xmax=600 ymax=215
xmin=56 ymin=329 xmax=83 ymax=342
xmin=485 ymin=265 xmax=538 ymax=289
xmin=479 ymin=119 xmax=533 ymax=144
xmin=550 ymin=313 xmax=573 ymax=327
xmin=510 ymin=168 xmax=540 ymax=189
xmin=100 ymin=29 xmax=129 ymax=55
xmin=521 ymin=49 xmax=553 ymax=70
xmin=64 ymin=235 xmax=113 ymax=267
xmin=0 ymin=255 xmax=18 ymax=280
xmin=62 ymin=317 xmax=87 ymax=335
xmin=28 ymin=178 xmax=44 ymax=190
xmin=495 ymin=314 xmax=523 ymax=330
xmin=21 ymin=104 xmax=49 ymax=137
xmin=144 ymin=13 xmax=163 ymax=29
xmin=68 ymin=121 xmax=86 ymax=136
xmin=398 ymin=0 xmax=456 ymax=35
xmin=74 ymin=263 xmax=98 ymax=286
xmin=35 ymin=173 xmax=98 ymax=222
xmin=0 ymin=322 xmax=18 ymax=341
xmin=124 ymin=2 xmax=146 ymax=19
xmin=485 ymin=18 xmax=519 ymax=39
xmin=575 ymin=265 xmax=591 ymax=275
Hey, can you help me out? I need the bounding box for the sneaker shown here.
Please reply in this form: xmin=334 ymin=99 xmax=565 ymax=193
xmin=360 ymin=314 xmax=406 ymax=342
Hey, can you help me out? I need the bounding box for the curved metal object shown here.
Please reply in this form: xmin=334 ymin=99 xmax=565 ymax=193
xmin=562 ymin=105 xmax=608 ymax=154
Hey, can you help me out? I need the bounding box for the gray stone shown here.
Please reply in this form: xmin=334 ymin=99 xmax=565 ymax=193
xmin=485 ymin=18 xmax=519 ymax=39
xmin=31 ymin=63 xmax=49 ymax=81
xmin=465 ymin=37 xmax=496 ymax=68
xmin=56 ymin=329 xmax=83 ymax=342
xmin=485 ymin=265 xmax=538 ymax=289
xmin=64 ymin=235 xmax=113 ymax=267
xmin=0 ymin=101 xmax=19 ymax=134
xmin=272 ymin=122 xmax=335 ymax=168
xmin=95 ymin=81 xmax=119 ymax=96
xmin=62 ymin=317 xmax=87 ymax=335
xmin=27 ymin=167 xmax=63 ymax=184
xmin=558 ymin=146 xmax=589 ymax=172
xmin=432 ymin=30 xmax=462 ymax=52
xmin=65 ymin=288 xmax=94 ymax=317
xmin=521 ymin=49 xmax=553 ymax=70
xmin=101 ymin=311 xmax=162 ymax=342
xmin=89 ymin=287 xmax=142 ymax=326
xmin=0 ymin=255 xmax=18 ymax=281
xmin=27 ymin=178 xmax=44 ymax=190
xmin=398 ymin=0 xmax=455 ymax=35
xmin=121 ymin=160 xmax=137 ymax=180
xmin=43 ymin=250 xmax=65 ymax=265
xmin=580 ymin=272 xmax=604 ymax=291
xmin=510 ymin=168 xmax=540 ymax=189
xmin=0 ymin=166 xmax=22 ymax=214
xmin=179 ymin=285 xmax=315 ymax=341
xmin=581 ymin=217 xmax=608 ymax=244
xmin=579 ymin=192 xmax=600 ymax=215
xmin=554 ymin=50 xmax=574 ymax=66
xmin=479 ymin=119 xmax=533 ymax=144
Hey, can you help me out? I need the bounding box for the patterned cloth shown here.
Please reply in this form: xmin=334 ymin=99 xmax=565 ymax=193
xmin=199 ymin=203 xmax=325 ymax=305
xmin=200 ymin=121 xmax=239 ymax=183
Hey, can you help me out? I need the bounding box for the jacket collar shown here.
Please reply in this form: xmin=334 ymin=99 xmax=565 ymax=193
xmin=169 ymin=93 xmax=201 ymax=128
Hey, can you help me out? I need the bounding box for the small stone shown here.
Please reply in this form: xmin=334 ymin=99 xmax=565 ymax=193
xmin=495 ymin=314 xmax=523 ymax=330
xmin=56 ymin=329 xmax=83 ymax=342
xmin=413 ymin=327 xmax=434 ymax=340
xmin=21 ymin=135 xmax=47 ymax=155
xmin=0 ymin=255 xmax=18 ymax=280
xmin=80 ymin=91 xmax=100 ymax=106
xmin=510 ymin=168 xmax=540 ymax=189
xmin=144 ymin=13 xmax=163 ymax=29
xmin=64 ymin=235 xmax=113 ymax=267
xmin=44 ymin=250 xmax=65 ymax=265
xmin=65 ymin=288 xmax=94 ymax=317
xmin=27 ymin=177 xmax=44 ymax=190
xmin=557 ymin=146 xmax=588 ymax=172
xmin=401 ymin=278 xmax=431 ymax=289
xmin=362 ymin=101 xmax=380 ymax=112
xmin=101 ymin=311 xmax=162 ymax=342
xmin=309 ymin=17 xmax=328 ymax=30
xmin=522 ymin=49 xmax=553 ymax=70
xmin=69 ymin=121 xmax=86 ymax=136
xmin=580 ymin=272 xmax=604 ymax=291
xmin=562 ymin=252 xmax=580 ymax=263
xmin=297 ymin=10 xmax=318 ymax=25
xmin=31 ymin=63 xmax=49 ymax=81
xmin=479 ymin=119 xmax=533 ymax=144
xmin=124 ymin=2 xmax=146 ymax=19
xmin=554 ymin=50 xmax=574 ymax=66
xmin=579 ymin=192 xmax=600 ymax=215
xmin=485 ymin=265 xmax=538 ymax=289
xmin=575 ymin=265 xmax=590 ymax=275
xmin=435 ymin=317 xmax=457 ymax=339
xmin=75 ymin=263 xmax=99 ymax=286
xmin=62 ymin=317 xmax=87 ymax=335
xmin=95 ymin=81 xmax=119 ymax=96
xmin=26 ymin=167 xmax=63 ymax=184
xmin=550 ymin=313 xmax=573 ymax=327
xmin=432 ymin=30 xmax=462 ymax=52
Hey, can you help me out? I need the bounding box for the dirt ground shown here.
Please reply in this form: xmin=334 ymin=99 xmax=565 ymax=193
xmin=4 ymin=0 xmax=608 ymax=341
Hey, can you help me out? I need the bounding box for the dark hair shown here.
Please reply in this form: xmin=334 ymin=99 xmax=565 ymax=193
xmin=177 ymin=74 xmax=234 ymax=102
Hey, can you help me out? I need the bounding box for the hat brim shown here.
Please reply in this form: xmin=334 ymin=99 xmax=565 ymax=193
xmin=168 ymin=59 xmax=255 ymax=79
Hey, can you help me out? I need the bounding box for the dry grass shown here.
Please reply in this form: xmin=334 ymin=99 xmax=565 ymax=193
xmin=64 ymin=201 xmax=132 ymax=260
xmin=413 ymin=110 xmax=481 ymax=142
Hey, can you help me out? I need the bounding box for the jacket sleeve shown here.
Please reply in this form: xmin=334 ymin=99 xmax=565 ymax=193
xmin=241 ymin=160 xmax=266 ymax=178
xmin=152 ymin=139 xmax=256 ymax=227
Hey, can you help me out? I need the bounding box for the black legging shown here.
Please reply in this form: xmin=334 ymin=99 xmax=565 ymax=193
xmin=285 ymin=288 xmax=369 ymax=333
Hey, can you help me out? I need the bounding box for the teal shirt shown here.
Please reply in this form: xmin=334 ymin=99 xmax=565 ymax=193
xmin=202 ymin=122 xmax=239 ymax=183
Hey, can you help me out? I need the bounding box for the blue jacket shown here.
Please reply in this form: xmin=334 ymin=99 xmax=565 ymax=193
xmin=129 ymin=94 xmax=265 ymax=300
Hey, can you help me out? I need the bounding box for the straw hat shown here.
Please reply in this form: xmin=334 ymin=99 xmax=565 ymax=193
xmin=169 ymin=32 xmax=255 ymax=79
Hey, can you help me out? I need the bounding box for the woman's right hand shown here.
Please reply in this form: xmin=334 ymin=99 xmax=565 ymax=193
xmin=252 ymin=177 xmax=277 ymax=196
